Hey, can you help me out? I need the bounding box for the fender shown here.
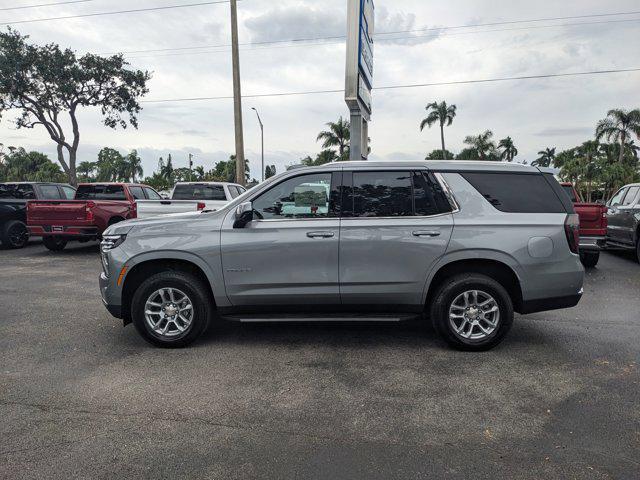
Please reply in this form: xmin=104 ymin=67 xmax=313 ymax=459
xmin=421 ymin=248 xmax=525 ymax=304
xmin=122 ymin=249 xmax=230 ymax=307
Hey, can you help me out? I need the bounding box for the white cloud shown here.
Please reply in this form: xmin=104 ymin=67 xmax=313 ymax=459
xmin=1 ymin=0 xmax=640 ymax=177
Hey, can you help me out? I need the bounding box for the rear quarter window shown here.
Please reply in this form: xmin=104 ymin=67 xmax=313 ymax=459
xmin=461 ymin=172 xmax=567 ymax=213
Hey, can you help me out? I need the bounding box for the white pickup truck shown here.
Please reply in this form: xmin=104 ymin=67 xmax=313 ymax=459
xmin=136 ymin=182 xmax=246 ymax=218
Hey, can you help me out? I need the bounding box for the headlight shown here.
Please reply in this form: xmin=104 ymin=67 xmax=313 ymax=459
xmin=101 ymin=234 xmax=127 ymax=253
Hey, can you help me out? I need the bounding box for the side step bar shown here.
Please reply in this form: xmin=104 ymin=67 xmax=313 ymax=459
xmin=221 ymin=313 xmax=422 ymax=323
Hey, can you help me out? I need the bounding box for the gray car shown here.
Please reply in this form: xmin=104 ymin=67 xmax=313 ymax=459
xmin=606 ymin=183 xmax=640 ymax=262
xmin=99 ymin=161 xmax=584 ymax=351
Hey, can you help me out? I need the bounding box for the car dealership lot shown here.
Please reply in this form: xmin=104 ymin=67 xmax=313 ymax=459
xmin=1 ymin=242 xmax=639 ymax=479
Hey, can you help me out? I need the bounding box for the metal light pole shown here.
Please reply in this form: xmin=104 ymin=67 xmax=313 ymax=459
xmin=251 ymin=107 xmax=264 ymax=182
xmin=188 ymin=153 xmax=193 ymax=182
xmin=230 ymin=0 xmax=246 ymax=185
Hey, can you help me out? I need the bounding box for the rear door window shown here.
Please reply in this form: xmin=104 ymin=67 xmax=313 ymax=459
xmin=351 ymin=171 xmax=413 ymax=217
xmin=227 ymin=185 xmax=239 ymax=199
xmin=622 ymin=186 xmax=639 ymax=205
xmin=609 ymin=188 xmax=627 ymax=206
xmin=413 ymin=171 xmax=452 ymax=216
xmin=461 ymin=173 xmax=566 ymax=213
xmin=129 ymin=186 xmax=145 ymax=200
xmin=61 ymin=186 xmax=76 ymax=199
xmin=143 ymin=187 xmax=162 ymax=200
xmin=75 ymin=185 xmax=126 ymax=200
xmin=39 ymin=185 xmax=63 ymax=199
xmin=172 ymin=184 xmax=226 ymax=201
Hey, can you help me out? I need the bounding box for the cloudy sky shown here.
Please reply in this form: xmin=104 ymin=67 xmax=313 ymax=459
xmin=1 ymin=0 xmax=639 ymax=178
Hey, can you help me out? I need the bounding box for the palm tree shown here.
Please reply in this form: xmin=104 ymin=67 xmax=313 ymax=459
xmin=595 ymin=108 xmax=640 ymax=163
xmin=463 ymin=130 xmax=496 ymax=160
xmin=420 ymin=101 xmax=457 ymax=159
xmin=160 ymin=153 xmax=174 ymax=181
xmin=77 ymin=161 xmax=96 ymax=181
xmin=532 ymin=147 xmax=556 ymax=167
xmin=317 ymin=117 xmax=350 ymax=160
xmin=124 ymin=150 xmax=143 ymax=182
xmin=498 ymin=137 xmax=518 ymax=162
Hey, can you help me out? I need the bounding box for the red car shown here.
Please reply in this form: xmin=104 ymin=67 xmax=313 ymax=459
xmin=27 ymin=183 xmax=158 ymax=251
xmin=560 ymin=182 xmax=608 ymax=268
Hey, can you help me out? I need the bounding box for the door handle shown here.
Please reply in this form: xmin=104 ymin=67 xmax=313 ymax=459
xmin=412 ymin=230 xmax=441 ymax=237
xmin=307 ymin=231 xmax=335 ymax=239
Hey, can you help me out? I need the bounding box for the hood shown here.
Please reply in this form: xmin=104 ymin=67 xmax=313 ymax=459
xmin=104 ymin=210 xmax=226 ymax=236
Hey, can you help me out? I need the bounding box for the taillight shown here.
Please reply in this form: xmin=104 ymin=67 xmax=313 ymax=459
xmin=197 ymin=202 xmax=206 ymax=210
xmin=86 ymin=201 xmax=95 ymax=222
xmin=131 ymin=201 xmax=138 ymax=218
xmin=564 ymin=214 xmax=580 ymax=254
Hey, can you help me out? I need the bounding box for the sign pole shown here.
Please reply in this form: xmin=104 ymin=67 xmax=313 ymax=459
xmin=230 ymin=0 xmax=246 ymax=185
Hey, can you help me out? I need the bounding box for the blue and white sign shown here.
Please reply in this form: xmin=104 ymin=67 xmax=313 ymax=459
xmin=345 ymin=0 xmax=375 ymax=117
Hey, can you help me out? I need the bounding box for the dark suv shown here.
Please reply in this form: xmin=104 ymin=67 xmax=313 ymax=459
xmin=606 ymin=183 xmax=640 ymax=262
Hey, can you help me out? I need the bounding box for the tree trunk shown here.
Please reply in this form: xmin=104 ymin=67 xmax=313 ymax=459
xmin=619 ymin=134 xmax=625 ymax=163
xmin=440 ymin=124 xmax=446 ymax=159
xmin=68 ymin=148 xmax=78 ymax=186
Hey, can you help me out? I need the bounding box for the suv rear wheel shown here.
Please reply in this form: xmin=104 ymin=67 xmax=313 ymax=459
xmin=131 ymin=271 xmax=212 ymax=348
xmin=579 ymin=251 xmax=600 ymax=268
xmin=43 ymin=236 xmax=67 ymax=251
xmin=430 ymin=274 xmax=514 ymax=351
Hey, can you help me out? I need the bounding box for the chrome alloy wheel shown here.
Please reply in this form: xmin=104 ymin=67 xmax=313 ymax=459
xmin=144 ymin=288 xmax=194 ymax=338
xmin=448 ymin=290 xmax=500 ymax=341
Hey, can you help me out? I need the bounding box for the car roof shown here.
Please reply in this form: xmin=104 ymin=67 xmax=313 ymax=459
xmin=174 ymin=182 xmax=238 ymax=186
xmin=0 ymin=181 xmax=71 ymax=185
xmin=315 ymin=160 xmax=540 ymax=173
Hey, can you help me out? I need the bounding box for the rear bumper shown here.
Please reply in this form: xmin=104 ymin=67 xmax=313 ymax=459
xmin=579 ymin=235 xmax=606 ymax=251
xmin=518 ymin=289 xmax=583 ymax=314
xmin=28 ymin=225 xmax=99 ymax=238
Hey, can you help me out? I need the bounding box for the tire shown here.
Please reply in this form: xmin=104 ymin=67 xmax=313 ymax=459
xmin=636 ymin=239 xmax=640 ymax=264
xmin=430 ymin=273 xmax=514 ymax=351
xmin=42 ymin=236 xmax=68 ymax=251
xmin=131 ymin=271 xmax=212 ymax=348
xmin=579 ymin=251 xmax=600 ymax=268
xmin=1 ymin=220 xmax=29 ymax=249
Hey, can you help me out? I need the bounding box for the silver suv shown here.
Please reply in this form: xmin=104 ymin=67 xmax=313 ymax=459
xmin=99 ymin=161 xmax=584 ymax=351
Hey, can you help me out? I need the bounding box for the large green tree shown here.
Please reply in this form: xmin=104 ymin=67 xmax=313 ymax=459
xmin=463 ymin=130 xmax=497 ymax=160
xmin=0 ymin=29 xmax=150 ymax=185
xmin=595 ymin=108 xmax=640 ymax=164
xmin=96 ymin=147 xmax=125 ymax=182
xmin=426 ymin=149 xmax=454 ymax=160
xmin=0 ymin=147 xmax=65 ymax=182
xmin=317 ymin=117 xmax=350 ymax=160
xmin=420 ymin=101 xmax=457 ymax=159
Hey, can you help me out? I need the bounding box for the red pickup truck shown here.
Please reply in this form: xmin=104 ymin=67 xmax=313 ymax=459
xmin=560 ymin=183 xmax=608 ymax=267
xmin=27 ymin=183 xmax=151 ymax=251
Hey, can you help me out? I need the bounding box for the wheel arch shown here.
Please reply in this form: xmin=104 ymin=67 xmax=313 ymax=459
xmin=120 ymin=254 xmax=219 ymax=324
xmin=424 ymin=254 xmax=524 ymax=313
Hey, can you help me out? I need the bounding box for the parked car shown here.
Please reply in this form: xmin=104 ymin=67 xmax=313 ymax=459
xmin=605 ymin=182 xmax=640 ymax=262
xmin=136 ymin=182 xmax=245 ymax=218
xmin=0 ymin=182 xmax=76 ymax=249
xmin=27 ymin=183 xmax=159 ymax=251
xmin=99 ymin=161 xmax=584 ymax=351
xmin=559 ymin=182 xmax=608 ymax=268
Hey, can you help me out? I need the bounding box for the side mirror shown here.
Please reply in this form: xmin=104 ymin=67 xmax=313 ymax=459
xmin=233 ymin=201 xmax=254 ymax=228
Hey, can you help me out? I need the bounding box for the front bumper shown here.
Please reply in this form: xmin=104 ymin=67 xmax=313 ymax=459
xmin=579 ymin=235 xmax=606 ymax=251
xmin=99 ymin=271 xmax=123 ymax=319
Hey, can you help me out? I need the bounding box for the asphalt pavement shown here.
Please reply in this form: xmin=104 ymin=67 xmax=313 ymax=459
xmin=1 ymin=241 xmax=639 ymax=479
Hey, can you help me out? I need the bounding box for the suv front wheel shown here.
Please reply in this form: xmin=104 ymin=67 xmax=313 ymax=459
xmin=430 ymin=274 xmax=514 ymax=351
xmin=131 ymin=271 xmax=212 ymax=348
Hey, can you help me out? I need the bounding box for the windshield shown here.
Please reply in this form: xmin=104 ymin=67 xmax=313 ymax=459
xmin=172 ymin=184 xmax=226 ymax=201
